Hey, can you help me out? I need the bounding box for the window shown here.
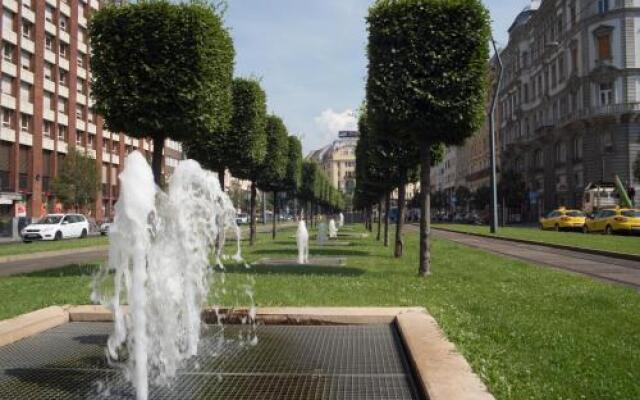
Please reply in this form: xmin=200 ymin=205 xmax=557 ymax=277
xmin=88 ymin=108 xmax=95 ymax=123
xmin=57 ymin=98 xmax=67 ymax=113
xmin=20 ymin=114 xmax=31 ymax=133
xmin=22 ymin=0 xmax=32 ymax=10
xmin=102 ymin=138 xmax=110 ymax=153
xmin=45 ymin=34 xmax=54 ymax=51
xmin=598 ymin=0 xmax=609 ymax=14
xmin=77 ymin=53 xmax=85 ymax=69
xmin=76 ymin=105 xmax=84 ymax=119
xmin=2 ymin=42 xmax=14 ymax=62
xmin=2 ymin=10 xmax=14 ymax=33
xmin=44 ymin=63 xmax=54 ymax=81
xmin=60 ymin=15 xmax=69 ymax=32
xmin=58 ymin=125 xmax=67 ymax=141
xmin=570 ymin=46 xmax=578 ymax=75
xmin=22 ymin=21 xmax=32 ymax=40
xmin=45 ymin=5 xmax=55 ymax=23
xmin=87 ymin=134 xmax=95 ymax=149
xmin=534 ymin=149 xmax=544 ymax=168
xmin=76 ymin=132 xmax=83 ymax=146
xmin=599 ymin=82 xmax=613 ymax=106
xmin=20 ymin=83 xmax=31 ymax=102
xmin=59 ymin=69 xmax=68 ymax=86
xmin=20 ymin=51 xmax=31 ymax=71
xmin=558 ymin=55 xmax=565 ymax=81
xmin=43 ymin=121 xmax=53 ymax=138
xmin=597 ymin=33 xmax=612 ymax=60
xmin=59 ymin=43 xmax=69 ymax=59
xmin=43 ymin=92 xmax=53 ymax=111
xmin=78 ymin=28 xmax=87 ymax=44
xmin=574 ymin=170 xmax=583 ymax=188
xmin=76 ymin=78 xmax=84 ymax=94
xmin=573 ymin=136 xmax=583 ymax=160
xmin=1 ymin=75 xmax=13 ymax=95
xmin=555 ymin=142 xmax=566 ymax=163
xmin=551 ymin=63 xmax=557 ymax=88
xmin=1 ymin=108 xmax=13 ymax=128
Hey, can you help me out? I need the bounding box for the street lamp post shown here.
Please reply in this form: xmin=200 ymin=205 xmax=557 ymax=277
xmin=489 ymin=35 xmax=503 ymax=234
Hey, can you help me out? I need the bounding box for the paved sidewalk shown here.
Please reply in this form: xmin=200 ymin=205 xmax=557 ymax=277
xmin=432 ymin=229 xmax=640 ymax=289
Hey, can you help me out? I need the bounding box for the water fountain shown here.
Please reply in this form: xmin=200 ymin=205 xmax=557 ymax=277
xmin=338 ymin=212 xmax=344 ymax=228
xmin=317 ymin=217 xmax=328 ymax=245
xmin=91 ymin=151 xmax=241 ymax=400
xmin=296 ymin=216 xmax=309 ymax=264
xmin=328 ymin=218 xmax=338 ymax=239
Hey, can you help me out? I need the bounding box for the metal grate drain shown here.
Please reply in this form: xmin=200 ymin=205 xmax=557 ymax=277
xmin=0 ymin=323 xmax=422 ymax=399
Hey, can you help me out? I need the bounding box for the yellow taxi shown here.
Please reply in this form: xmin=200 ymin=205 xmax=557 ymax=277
xmin=583 ymin=208 xmax=640 ymax=235
xmin=539 ymin=207 xmax=586 ymax=231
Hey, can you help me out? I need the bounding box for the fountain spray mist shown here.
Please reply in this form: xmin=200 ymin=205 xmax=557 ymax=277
xmin=92 ymin=152 xmax=241 ymax=400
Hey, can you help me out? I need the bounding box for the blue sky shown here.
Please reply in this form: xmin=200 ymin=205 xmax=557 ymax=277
xmin=224 ymin=0 xmax=533 ymax=153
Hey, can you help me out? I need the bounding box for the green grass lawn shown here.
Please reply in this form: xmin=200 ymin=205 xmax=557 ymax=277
xmin=0 ymin=236 xmax=109 ymax=258
xmin=435 ymin=223 xmax=640 ymax=255
xmin=1 ymin=225 xmax=639 ymax=399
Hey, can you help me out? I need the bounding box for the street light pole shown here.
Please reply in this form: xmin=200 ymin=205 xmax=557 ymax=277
xmin=489 ymin=35 xmax=503 ymax=234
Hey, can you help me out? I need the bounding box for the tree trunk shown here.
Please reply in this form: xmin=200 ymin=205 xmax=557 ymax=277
xmin=395 ymin=171 xmax=407 ymax=258
xmin=272 ymin=191 xmax=277 ymax=240
xmin=218 ymin=169 xmax=225 ymax=191
xmin=250 ymin=181 xmax=257 ymax=246
xmin=151 ymin=136 xmax=165 ymax=187
xmin=384 ymin=191 xmax=390 ymax=247
xmin=419 ymin=144 xmax=432 ymax=277
xmin=376 ymin=201 xmax=382 ymax=241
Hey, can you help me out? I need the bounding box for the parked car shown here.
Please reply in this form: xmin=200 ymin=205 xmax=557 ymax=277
xmin=100 ymin=220 xmax=111 ymax=236
xmin=236 ymin=213 xmax=249 ymax=225
xmin=539 ymin=207 xmax=586 ymax=231
xmin=21 ymin=214 xmax=90 ymax=242
xmin=583 ymin=207 xmax=640 ymax=235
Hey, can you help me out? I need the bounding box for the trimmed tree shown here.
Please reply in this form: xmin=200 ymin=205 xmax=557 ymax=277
xmin=367 ymin=0 xmax=490 ymax=276
xmin=257 ymin=115 xmax=289 ymax=239
xmin=52 ymin=149 xmax=100 ymax=213
xmin=285 ymin=136 xmax=303 ymax=216
xmin=90 ymin=1 xmax=234 ymax=185
xmin=226 ymin=78 xmax=268 ymax=246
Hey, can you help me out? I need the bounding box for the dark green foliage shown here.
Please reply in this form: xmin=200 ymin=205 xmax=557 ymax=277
xmin=258 ymin=115 xmax=289 ymax=192
xmin=285 ymin=136 xmax=303 ymax=195
xmin=300 ymin=161 xmax=343 ymax=212
xmin=498 ymin=170 xmax=527 ymax=209
xmin=472 ymin=185 xmax=491 ymax=211
xmin=366 ymin=0 xmax=490 ymax=146
xmin=455 ymin=186 xmax=472 ymax=209
xmin=226 ymin=78 xmax=268 ymax=181
xmin=431 ymin=190 xmax=448 ymax=211
xmin=90 ymin=1 xmax=234 ymax=182
xmin=52 ymin=150 xmax=100 ymax=211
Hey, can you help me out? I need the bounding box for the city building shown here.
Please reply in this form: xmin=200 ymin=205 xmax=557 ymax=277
xmin=498 ymin=0 xmax=640 ymax=218
xmin=0 ymin=0 xmax=182 ymax=237
xmin=307 ymin=130 xmax=358 ymax=196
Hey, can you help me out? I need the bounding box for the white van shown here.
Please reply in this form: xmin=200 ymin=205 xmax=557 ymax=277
xmin=583 ymin=183 xmax=618 ymax=214
xmin=21 ymin=214 xmax=90 ymax=242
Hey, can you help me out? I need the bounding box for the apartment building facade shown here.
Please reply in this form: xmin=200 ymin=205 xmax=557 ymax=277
xmin=0 ymin=0 xmax=182 ymax=235
xmin=308 ymin=130 xmax=359 ymax=196
xmin=498 ymin=0 xmax=640 ymax=217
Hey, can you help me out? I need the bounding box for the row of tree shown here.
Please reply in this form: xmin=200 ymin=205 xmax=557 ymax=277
xmin=356 ymin=0 xmax=491 ymax=276
xmin=89 ymin=1 xmax=342 ymax=244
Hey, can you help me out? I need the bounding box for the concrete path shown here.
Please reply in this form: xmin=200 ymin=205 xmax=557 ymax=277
xmin=432 ymin=229 xmax=640 ymax=289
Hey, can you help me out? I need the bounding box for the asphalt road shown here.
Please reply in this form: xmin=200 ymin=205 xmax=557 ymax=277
xmin=432 ymin=229 xmax=640 ymax=289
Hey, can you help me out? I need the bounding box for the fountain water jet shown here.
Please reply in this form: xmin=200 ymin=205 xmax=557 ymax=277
xmin=296 ymin=214 xmax=309 ymax=264
xmin=338 ymin=212 xmax=344 ymax=228
xmin=92 ymin=151 xmax=241 ymax=400
xmin=329 ymin=219 xmax=338 ymax=239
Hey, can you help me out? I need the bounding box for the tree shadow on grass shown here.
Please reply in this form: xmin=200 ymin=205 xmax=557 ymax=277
xmin=19 ymin=264 xmax=100 ymax=278
xmin=252 ymin=248 xmax=370 ymax=257
xmin=224 ymin=263 xmax=364 ymax=277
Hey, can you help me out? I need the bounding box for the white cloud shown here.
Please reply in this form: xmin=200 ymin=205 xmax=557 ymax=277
xmin=303 ymin=108 xmax=358 ymax=154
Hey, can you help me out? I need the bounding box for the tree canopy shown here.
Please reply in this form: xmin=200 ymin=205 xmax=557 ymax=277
xmin=52 ymin=149 xmax=100 ymax=212
xmin=226 ymin=78 xmax=268 ymax=181
xmin=90 ymin=1 xmax=234 ymax=183
xmin=258 ymin=115 xmax=289 ymax=193
xmin=284 ymin=136 xmax=303 ymax=195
